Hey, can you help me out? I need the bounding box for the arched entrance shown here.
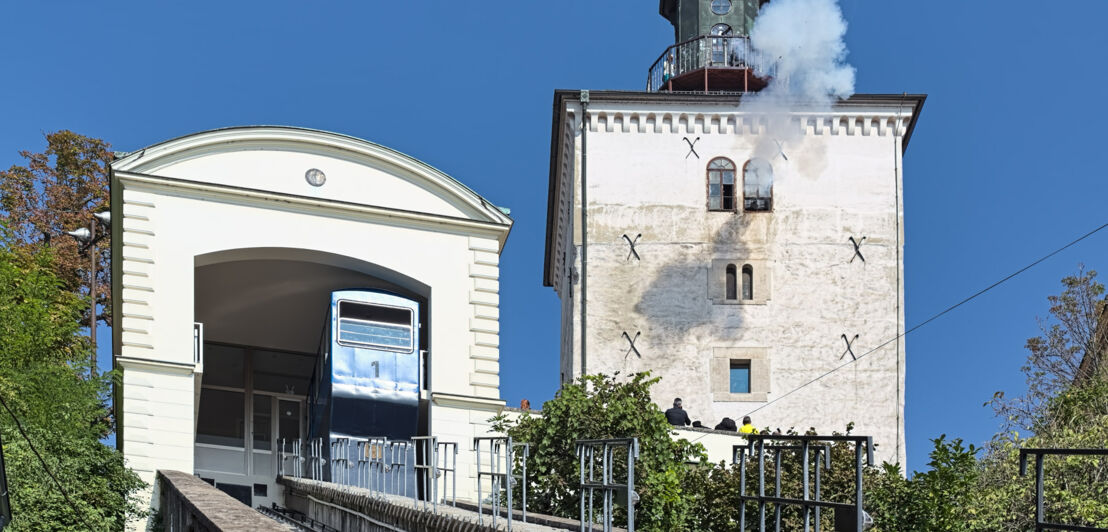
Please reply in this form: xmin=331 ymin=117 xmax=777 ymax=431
xmin=191 ymin=248 xmax=430 ymax=507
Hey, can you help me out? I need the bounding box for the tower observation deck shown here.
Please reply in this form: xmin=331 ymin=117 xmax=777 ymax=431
xmin=650 ymin=0 xmax=774 ymax=93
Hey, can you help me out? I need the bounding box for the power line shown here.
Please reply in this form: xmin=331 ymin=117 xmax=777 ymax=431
xmin=0 ymin=393 xmax=96 ymax=530
xmin=742 ymin=220 xmax=1108 ymax=420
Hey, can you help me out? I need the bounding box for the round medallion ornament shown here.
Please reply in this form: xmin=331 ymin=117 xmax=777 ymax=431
xmin=305 ymin=168 xmax=326 ymax=187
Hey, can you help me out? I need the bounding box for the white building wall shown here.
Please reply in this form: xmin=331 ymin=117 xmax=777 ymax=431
xmin=111 ymin=128 xmax=512 ymax=527
xmin=555 ymin=100 xmax=912 ymax=465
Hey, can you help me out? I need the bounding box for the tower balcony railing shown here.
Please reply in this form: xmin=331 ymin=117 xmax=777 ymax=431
xmin=647 ymin=34 xmax=779 ymax=93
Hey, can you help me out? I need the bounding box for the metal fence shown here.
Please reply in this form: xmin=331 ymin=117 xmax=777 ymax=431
xmin=280 ymin=436 xmax=457 ymax=511
xmin=733 ymin=434 xmax=874 ymax=532
xmin=576 ymin=438 xmax=640 ymax=532
xmin=473 ymin=436 xmax=530 ymax=531
xmin=1019 ymin=448 xmax=1108 ymax=532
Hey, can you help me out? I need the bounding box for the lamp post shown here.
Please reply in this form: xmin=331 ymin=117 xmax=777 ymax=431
xmin=64 ymin=211 xmax=110 ymax=377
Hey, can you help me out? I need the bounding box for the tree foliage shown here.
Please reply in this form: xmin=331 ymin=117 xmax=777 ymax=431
xmin=491 ymin=372 xmax=705 ymax=530
xmin=493 ymin=266 xmax=1108 ymax=530
xmin=0 ymin=227 xmax=145 ymax=530
xmin=0 ymin=131 xmax=112 ymax=326
xmin=990 ymin=267 xmax=1106 ymax=432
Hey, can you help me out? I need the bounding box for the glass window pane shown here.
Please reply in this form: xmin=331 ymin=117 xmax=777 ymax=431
xmin=197 ymin=389 xmax=244 ymax=447
xmin=709 ymin=196 xmax=721 ymax=210
xmin=338 ymin=320 xmax=412 ymax=351
xmin=278 ymin=400 xmax=301 ymax=442
xmin=253 ymin=394 xmax=272 ymax=451
xmin=708 ymin=171 xmax=720 ymax=185
xmin=722 ymin=170 xmax=734 ymax=185
xmin=730 ymin=365 xmax=751 ymax=394
xmin=203 ymin=344 xmax=244 ymax=388
xmin=253 ymin=349 xmax=314 ymax=396
xmin=708 ymin=184 xmax=721 ymax=198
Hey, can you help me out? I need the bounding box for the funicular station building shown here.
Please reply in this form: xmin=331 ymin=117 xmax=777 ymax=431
xmin=109 ymin=127 xmax=513 ymax=520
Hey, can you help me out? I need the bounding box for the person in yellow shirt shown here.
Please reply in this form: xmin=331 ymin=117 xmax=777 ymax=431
xmin=739 ymin=415 xmax=756 ymax=435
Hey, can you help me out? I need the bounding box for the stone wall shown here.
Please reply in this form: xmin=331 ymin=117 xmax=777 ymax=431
xmin=157 ymin=470 xmax=286 ymax=531
xmin=550 ymin=95 xmax=919 ymax=465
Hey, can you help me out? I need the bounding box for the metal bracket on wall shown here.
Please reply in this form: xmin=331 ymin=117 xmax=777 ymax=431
xmin=840 ymin=333 xmax=860 ymax=361
xmin=773 ymin=138 xmax=789 ymax=161
xmin=622 ymin=331 xmax=642 ymax=359
xmin=849 ymin=236 xmax=867 ymax=263
xmin=622 ymin=233 xmax=642 ymax=261
xmin=683 ymin=136 xmax=700 ymax=159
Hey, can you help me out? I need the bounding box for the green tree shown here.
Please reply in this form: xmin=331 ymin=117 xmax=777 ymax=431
xmin=989 ymin=267 xmax=1106 ymax=432
xmin=0 ymin=131 xmax=113 ymax=327
xmin=0 ymin=227 xmax=146 ymax=530
xmin=491 ymin=372 xmax=705 ymax=531
xmin=969 ymin=268 xmax=1108 ymax=531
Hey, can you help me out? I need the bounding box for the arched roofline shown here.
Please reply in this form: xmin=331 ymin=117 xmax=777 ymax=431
xmin=111 ymin=126 xmax=513 ymax=226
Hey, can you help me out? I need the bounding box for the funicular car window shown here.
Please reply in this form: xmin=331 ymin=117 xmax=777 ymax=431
xmin=337 ymin=300 xmax=413 ymax=352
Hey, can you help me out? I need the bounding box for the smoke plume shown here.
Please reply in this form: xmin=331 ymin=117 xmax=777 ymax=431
xmin=744 ymin=0 xmax=855 ymax=161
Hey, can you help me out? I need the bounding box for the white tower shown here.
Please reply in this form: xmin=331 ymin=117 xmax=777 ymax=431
xmin=543 ymin=86 xmax=923 ymax=464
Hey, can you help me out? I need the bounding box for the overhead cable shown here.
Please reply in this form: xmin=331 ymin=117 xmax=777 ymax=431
xmin=742 ymin=220 xmax=1108 ymax=419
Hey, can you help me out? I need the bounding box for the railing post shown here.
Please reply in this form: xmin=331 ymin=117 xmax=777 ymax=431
xmin=854 ymin=441 xmax=863 ymax=532
xmin=1035 ymin=453 xmax=1045 ymax=531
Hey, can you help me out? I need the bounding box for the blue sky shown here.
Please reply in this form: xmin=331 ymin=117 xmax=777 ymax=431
xmin=3 ymin=1 xmax=1107 ymax=474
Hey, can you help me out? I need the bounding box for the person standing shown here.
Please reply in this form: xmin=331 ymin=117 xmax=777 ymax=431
xmin=665 ymin=398 xmax=691 ymax=427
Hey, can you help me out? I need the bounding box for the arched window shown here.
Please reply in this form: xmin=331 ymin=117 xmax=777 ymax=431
xmin=743 ymin=158 xmax=773 ymax=211
xmin=707 ymin=158 xmax=736 ymax=211
xmin=725 ymin=264 xmax=737 ymax=300
xmin=741 ymin=265 xmax=753 ymax=300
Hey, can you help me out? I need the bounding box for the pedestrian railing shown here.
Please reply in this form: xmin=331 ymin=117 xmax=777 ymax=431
xmin=734 ymin=434 xmax=873 ymax=532
xmin=473 ymin=436 xmax=530 ymax=531
xmin=1019 ymin=448 xmax=1108 ymax=532
xmin=576 ymin=438 xmax=640 ymax=532
xmin=279 ymin=436 xmax=457 ymax=512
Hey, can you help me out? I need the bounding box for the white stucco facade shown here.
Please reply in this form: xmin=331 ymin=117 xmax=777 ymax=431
xmin=545 ymin=91 xmax=924 ymax=466
xmin=110 ymin=127 xmax=512 ymax=526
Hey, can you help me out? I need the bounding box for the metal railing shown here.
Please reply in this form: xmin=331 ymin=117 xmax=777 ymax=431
xmin=735 ymin=434 xmax=874 ymax=532
xmin=576 ymin=438 xmax=640 ymax=532
xmin=647 ymin=35 xmax=779 ymax=92
xmin=1019 ymin=448 xmax=1108 ymax=532
xmin=473 ymin=436 xmax=529 ymax=531
xmin=280 ymin=436 xmax=457 ymax=510
xmin=411 ymin=436 xmax=460 ymax=512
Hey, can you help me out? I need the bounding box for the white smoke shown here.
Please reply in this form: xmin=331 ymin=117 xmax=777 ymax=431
xmin=744 ymin=0 xmax=855 ymax=161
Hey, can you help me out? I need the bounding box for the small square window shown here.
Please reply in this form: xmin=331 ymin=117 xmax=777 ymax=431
xmin=730 ymin=361 xmax=751 ymax=394
xmin=253 ymin=483 xmax=268 ymax=497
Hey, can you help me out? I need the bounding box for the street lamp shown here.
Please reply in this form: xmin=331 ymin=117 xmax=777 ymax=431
xmin=64 ymin=211 xmax=110 ymax=377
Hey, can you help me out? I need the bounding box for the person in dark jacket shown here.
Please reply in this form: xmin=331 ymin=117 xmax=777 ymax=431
xmin=714 ymin=417 xmax=738 ymax=432
xmin=664 ymin=398 xmax=691 ymax=426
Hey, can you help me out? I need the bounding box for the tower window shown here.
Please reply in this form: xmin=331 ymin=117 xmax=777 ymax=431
xmin=743 ymin=158 xmax=773 ymax=211
xmin=741 ymin=265 xmax=753 ymax=300
xmin=711 ymin=23 xmax=733 ymax=36
xmin=711 ymin=0 xmax=732 ymax=15
xmin=707 ymin=157 xmax=736 ymax=211
xmin=725 ymin=264 xmax=737 ymax=300
xmin=730 ymin=361 xmax=751 ymax=394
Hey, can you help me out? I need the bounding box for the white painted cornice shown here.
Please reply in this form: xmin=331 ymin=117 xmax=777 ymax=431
xmin=111 ymin=126 xmax=513 ymax=227
xmin=115 ymin=170 xmax=512 ymax=249
xmin=564 ymin=107 xmax=915 ymax=138
xmin=430 ymin=392 xmax=506 ymax=412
